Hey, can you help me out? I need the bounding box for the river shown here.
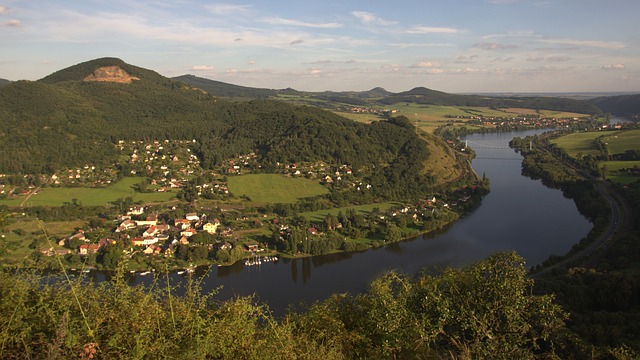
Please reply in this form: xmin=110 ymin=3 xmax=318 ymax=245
xmin=119 ymin=129 xmax=592 ymax=315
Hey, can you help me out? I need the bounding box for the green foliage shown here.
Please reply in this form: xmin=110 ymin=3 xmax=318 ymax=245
xmin=0 ymin=252 xmax=569 ymax=359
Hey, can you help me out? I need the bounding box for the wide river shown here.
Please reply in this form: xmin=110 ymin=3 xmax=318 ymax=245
xmin=121 ymin=129 xmax=593 ymax=315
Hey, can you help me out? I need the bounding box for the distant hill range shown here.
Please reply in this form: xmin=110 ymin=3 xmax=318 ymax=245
xmin=588 ymin=94 xmax=640 ymax=117
xmin=175 ymin=74 xmax=603 ymax=115
xmin=0 ymin=78 xmax=11 ymax=87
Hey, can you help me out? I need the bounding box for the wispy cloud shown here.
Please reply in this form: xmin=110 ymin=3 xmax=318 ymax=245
xmin=455 ymin=55 xmax=479 ymax=63
xmin=539 ymin=38 xmax=626 ymax=49
xmin=0 ymin=6 xmax=9 ymax=14
xmin=601 ymin=64 xmax=625 ymax=70
xmin=289 ymin=39 xmax=304 ymax=45
xmin=487 ymin=0 xmax=522 ymax=4
xmin=205 ymin=3 xmax=252 ymax=15
xmin=406 ymin=26 xmax=461 ymax=34
xmin=474 ymin=42 xmax=518 ymax=50
xmin=351 ymin=11 xmax=396 ymax=26
xmin=265 ymin=17 xmax=342 ymax=29
xmin=527 ymin=56 xmax=572 ymax=62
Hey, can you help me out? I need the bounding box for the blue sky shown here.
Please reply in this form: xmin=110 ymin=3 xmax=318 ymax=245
xmin=1 ymin=0 xmax=639 ymax=93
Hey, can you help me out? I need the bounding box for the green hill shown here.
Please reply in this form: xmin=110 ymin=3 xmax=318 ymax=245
xmin=589 ymin=94 xmax=640 ymax=117
xmin=0 ymin=57 xmax=461 ymax=200
xmin=173 ymin=74 xmax=277 ymax=98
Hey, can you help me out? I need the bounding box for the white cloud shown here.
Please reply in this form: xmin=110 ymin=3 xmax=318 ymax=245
xmin=0 ymin=6 xmax=8 ymax=14
xmin=265 ymin=17 xmax=342 ymax=29
xmin=412 ymin=61 xmax=434 ymax=68
xmin=406 ymin=26 xmax=461 ymax=34
xmin=1 ymin=19 xmax=21 ymax=27
xmin=601 ymin=64 xmax=625 ymax=70
xmin=191 ymin=65 xmax=214 ymax=71
xmin=351 ymin=11 xmax=396 ymax=26
xmin=205 ymin=4 xmax=252 ymax=15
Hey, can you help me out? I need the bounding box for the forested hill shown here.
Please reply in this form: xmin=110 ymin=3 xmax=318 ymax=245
xmin=172 ymin=74 xmax=277 ymax=98
xmin=0 ymin=78 xmax=10 ymax=86
xmin=588 ymin=94 xmax=640 ymax=117
xmin=0 ymin=57 xmax=455 ymax=198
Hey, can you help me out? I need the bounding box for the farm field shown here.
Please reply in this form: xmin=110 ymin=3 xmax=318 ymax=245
xmin=301 ymin=202 xmax=401 ymax=222
xmin=0 ymin=177 xmax=175 ymax=207
xmin=227 ymin=174 xmax=329 ymax=204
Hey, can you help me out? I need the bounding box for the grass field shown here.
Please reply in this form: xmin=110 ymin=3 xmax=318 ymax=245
xmin=550 ymin=132 xmax=605 ymax=158
xmin=227 ymin=174 xmax=329 ymax=203
xmin=600 ymin=129 xmax=640 ymax=155
xmin=0 ymin=177 xmax=175 ymax=207
xmin=600 ymin=160 xmax=640 ymax=184
xmin=301 ymin=202 xmax=401 ymax=222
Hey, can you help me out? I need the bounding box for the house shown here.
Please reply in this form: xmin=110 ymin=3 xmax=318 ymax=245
xmin=136 ymin=214 xmax=158 ymax=227
xmin=127 ymin=206 xmax=145 ymax=216
xmin=116 ymin=219 xmax=137 ymax=232
xmin=181 ymin=228 xmax=196 ymax=238
xmin=178 ymin=236 xmax=190 ymax=245
xmin=143 ymin=245 xmax=156 ymax=255
xmin=131 ymin=237 xmax=144 ymax=246
xmin=79 ymin=244 xmax=100 ymax=255
xmin=67 ymin=230 xmax=86 ymax=242
xmin=245 ymin=244 xmax=259 ymax=252
xmin=218 ymin=242 xmax=232 ymax=251
xmin=185 ymin=213 xmax=199 ymax=221
xmin=174 ymin=219 xmax=190 ymax=230
xmin=307 ymin=227 xmax=319 ymax=236
xmin=143 ymin=226 xmax=158 ymax=237
xmin=142 ymin=236 xmax=158 ymax=246
xmin=203 ymin=220 xmax=220 ymax=234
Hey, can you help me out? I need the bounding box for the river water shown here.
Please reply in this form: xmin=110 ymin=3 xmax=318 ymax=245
xmin=122 ymin=129 xmax=592 ymax=315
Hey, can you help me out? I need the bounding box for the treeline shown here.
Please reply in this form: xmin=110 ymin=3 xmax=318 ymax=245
xmin=1 ymin=252 xmax=593 ymax=359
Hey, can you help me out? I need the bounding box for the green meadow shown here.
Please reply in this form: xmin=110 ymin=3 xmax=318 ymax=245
xmin=227 ymin=174 xmax=329 ymax=203
xmin=301 ymin=202 xmax=400 ymax=222
xmin=0 ymin=177 xmax=175 ymax=207
xmin=601 ymin=160 xmax=640 ymax=184
xmin=550 ymin=132 xmax=604 ymax=158
xmin=600 ymin=129 xmax=640 ymax=155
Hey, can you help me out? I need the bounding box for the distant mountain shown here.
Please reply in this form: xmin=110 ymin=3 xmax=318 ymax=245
xmin=589 ymin=94 xmax=640 ymax=117
xmin=379 ymin=86 xmax=602 ymax=114
xmin=0 ymin=78 xmax=10 ymax=87
xmin=173 ymin=74 xmax=277 ymax=98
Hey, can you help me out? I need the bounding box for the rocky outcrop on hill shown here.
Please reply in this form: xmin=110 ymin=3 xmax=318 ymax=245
xmin=84 ymin=66 xmax=140 ymax=83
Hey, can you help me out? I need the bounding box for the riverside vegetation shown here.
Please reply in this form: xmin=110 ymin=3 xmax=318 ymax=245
xmin=1 ymin=57 xmax=639 ymax=358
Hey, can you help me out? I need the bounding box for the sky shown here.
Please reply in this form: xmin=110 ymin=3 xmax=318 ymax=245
xmin=1 ymin=0 xmax=639 ymax=93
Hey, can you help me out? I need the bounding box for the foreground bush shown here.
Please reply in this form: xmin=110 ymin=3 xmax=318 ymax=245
xmin=0 ymin=252 xmax=568 ymax=359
